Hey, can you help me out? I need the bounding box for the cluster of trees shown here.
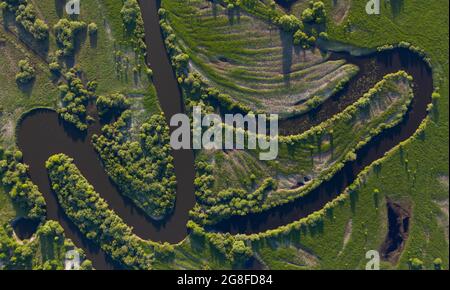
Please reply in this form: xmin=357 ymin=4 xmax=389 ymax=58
xmin=15 ymin=59 xmax=35 ymax=84
xmin=46 ymin=154 xmax=153 ymax=269
xmin=273 ymin=1 xmax=326 ymax=49
xmin=34 ymin=220 xmax=93 ymax=270
xmin=0 ymin=0 xmax=49 ymax=41
xmin=57 ymin=68 xmax=96 ymax=131
xmin=96 ymin=93 xmax=131 ymax=119
xmin=0 ymin=148 xmax=46 ymax=220
xmin=92 ymin=111 xmax=177 ymax=219
xmin=53 ymin=18 xmax=86 ymax=57
xmin=0 ymin=224 xmax=33 ymax=269
xmin=276 ymin=14 xmax=302 ymax=32
xmin=120 ymin=0 xmax=146 ymax=57
xmin=187 ymin=221 xmax=253 ymax=265
xmin=301 ymin=1 xmax=326 ymax=24
xmin=0 ymin=220 xmax=93 ymax=270
xmin=191 ymin=158 xmax=275 ymax=225
xmin=294 ymin=29 xmax=316 ymax=49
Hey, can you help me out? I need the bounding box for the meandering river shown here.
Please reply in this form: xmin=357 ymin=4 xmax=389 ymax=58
xmin=15 ymin=0 xmax=432 ymax=269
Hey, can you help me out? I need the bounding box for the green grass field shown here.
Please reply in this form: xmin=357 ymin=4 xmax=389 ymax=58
xmin=162 ymin=0 xmax=359 ymax=118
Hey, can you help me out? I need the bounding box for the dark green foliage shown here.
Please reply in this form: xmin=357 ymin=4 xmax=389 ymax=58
xmin=1 ymin=0 xmax=49 ymax=41
xmin=120 ymin=0 xmax=146 ymax=56
xmin=92 ymin=112 xmax=176 ymax=219
xmin=46 ymin=154 xmax=153 ymax=269
xmin=96 ymin=93 xmax=131 ymax=118
xmin=0 ymin=224 xmax=33 ymax=269
xmin=57 ymin=68 xmax=95 ymax=131
xmin=15 ymin=59 xmax=35 ymax=84
xmin=276 ymin=14 xmax=302 ymax=31
xmin=0 ymin=220 xmax=92 ymax=270
xmin=302 ymin=1 xmax=326 ymax=24
xmin=0 ymin=149 xmax=46 ymax=220
xmin=54 ymin=18 xmax=86 ymax=57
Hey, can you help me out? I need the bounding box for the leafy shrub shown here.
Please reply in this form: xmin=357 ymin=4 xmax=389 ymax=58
xmin=54 ymin=19 xmax=86 ymax=57
xmin=56 ymin=68 xmax=95 ymax=131
xmin=96 ymin=93 xmax=131 ymax=118
xmin=1 ymin=0 xmax=49 ymax=40
xmin=276 ymin=14 xmax=302 ymax=31
xmin=87 ymin=22 xmax=98 ymax=35
xmin=15 ymin=59 xmax=35 ymax=84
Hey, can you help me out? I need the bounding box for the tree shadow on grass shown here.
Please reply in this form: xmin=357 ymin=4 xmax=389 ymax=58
xmin=388 ymin=0 xmax=404 ymax=19
xmin=17 ymin=26 xmax=50 ymax=59
xmin=63 ymin=28 xmax=87 ymax=68
xmin=89 ymin=33 xmax=97 ymax=48
xmin=55 ymin=0 xmax=66 ymax=18
xmin=17 ymin=79 xmax=36 ymax=97
xmin=280 ymin=29 xmax=293 ymax=87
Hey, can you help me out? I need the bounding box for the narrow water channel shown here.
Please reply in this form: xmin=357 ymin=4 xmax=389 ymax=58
xmin=15 ymin=0 xmax=433 ymax=269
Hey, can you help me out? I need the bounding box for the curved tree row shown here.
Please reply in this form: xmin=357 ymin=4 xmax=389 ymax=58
xmin=46 ymin=154 xmax=153 ymax=269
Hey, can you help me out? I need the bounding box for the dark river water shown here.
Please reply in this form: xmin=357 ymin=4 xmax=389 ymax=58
xmin=15 ymin=0 xmax=432 ymax=269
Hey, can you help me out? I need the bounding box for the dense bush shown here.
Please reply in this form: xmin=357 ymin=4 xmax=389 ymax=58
xmin=0 ymin=220 xmax=92 ymax=270
xmin=301 ymin=1 xmax=326 ymax=24
xmin=276 ymin=14 xmax=302 ymax=32
xmin=96 ymin=93 xmax=131 ymax=118
xmin=54 ymin=19 xmax=86 ymax=57
xmin=0 ymin=224 xmax=33 ymax=269
xmin=15 ymin=59 xmax=35 ymax=84
xmin=1 ymin=0 xmax=49 ymax=41
xmin=46 ymin=154 xmax=153 ymax=269
xmin=0 ymin=149 xmax=45 ymax=220
xmin=120 ymin=0 xmax=146 ymax=56
xmin=92 ymin=112 xmax=177 ymax=219
xmin=57 ymin=68 xmax=95 ymax=131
